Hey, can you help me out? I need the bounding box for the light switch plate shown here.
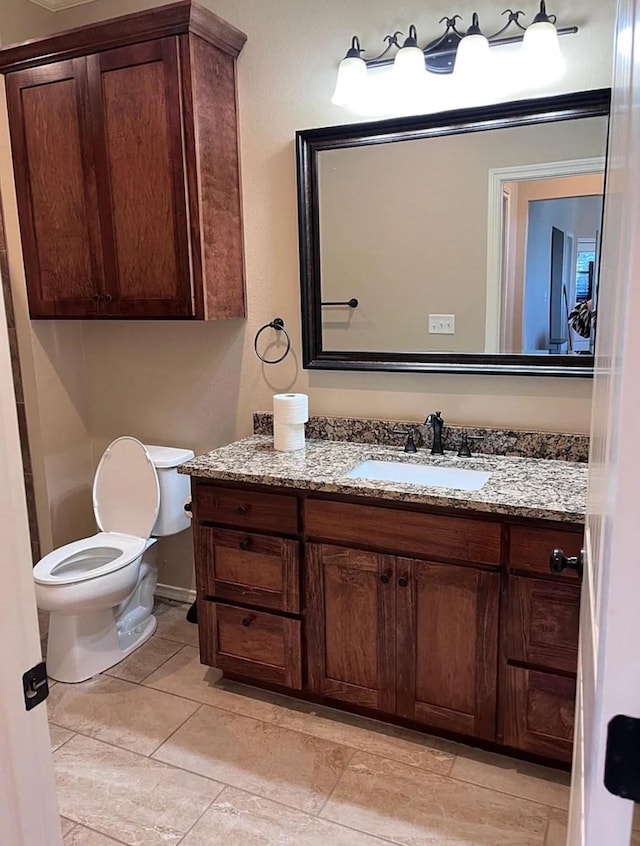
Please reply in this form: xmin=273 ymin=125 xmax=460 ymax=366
xmin=429 ymin=314 xmax=455 ymax=334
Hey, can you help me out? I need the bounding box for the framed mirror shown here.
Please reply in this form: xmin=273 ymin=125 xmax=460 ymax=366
xmin=297 ymin=89 xmax=610 ymax=376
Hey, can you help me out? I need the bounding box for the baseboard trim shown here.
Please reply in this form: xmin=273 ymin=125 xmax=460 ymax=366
xmin=155 ymin=583 xmax=197 ymax=605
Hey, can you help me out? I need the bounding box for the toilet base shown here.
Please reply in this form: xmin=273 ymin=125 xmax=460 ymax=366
xmin=47 ymin=611 xmax=157 ymax=684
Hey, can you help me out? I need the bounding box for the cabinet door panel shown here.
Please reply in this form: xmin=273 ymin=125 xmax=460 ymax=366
xmin=88 ymin=38 xmax=191 ymax=316
xmin=505 ymin=576 xmax=580 ymax=673
xmin=6 ymin=60 xmax=103 ymax=316
xmin=396 ymin=559 xmax=500 ymax=740
xmin=306 ymin=543 xmax=396 ymax=712
xmin=502 ymin=665 xmax=575 ymax=763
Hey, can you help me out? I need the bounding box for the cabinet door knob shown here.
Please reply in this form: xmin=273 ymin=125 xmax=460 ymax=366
xmin=241 ymin=615 xmax=255 ymax=627
xmin=93 ymin=293 xmax=100 ymax=302
xmin=103 ymin=293 xmax=113 ymax=303
xmin=239 ymin=538 xmax=251 ymax=551
xmin=379 ymin=569 xmax=391 ymax=584
xmin=398 ymin=576 xmax=409 ymax=587
xmin=550 ymin=548 xmax=584 ymax=578
xmin=237 ymin=504 xmax=250 ymax=515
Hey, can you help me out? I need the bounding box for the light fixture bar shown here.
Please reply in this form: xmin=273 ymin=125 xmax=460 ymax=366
xmin=342 ymin=6 xmax=578 ymax=75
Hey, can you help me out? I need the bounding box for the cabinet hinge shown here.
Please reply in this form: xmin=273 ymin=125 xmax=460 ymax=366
xmin=604 ymin=715 xmax=640 ymax=801
xmin=22 ymin=661 xmax=49 ymax=711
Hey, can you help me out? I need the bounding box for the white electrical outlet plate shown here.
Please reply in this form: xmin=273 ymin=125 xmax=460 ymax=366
xmin=429 ymin=314 xmax=455 ymax=335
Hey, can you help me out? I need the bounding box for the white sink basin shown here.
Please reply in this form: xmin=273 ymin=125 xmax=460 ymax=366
xmin=345 ymin=459 xmax=491 ymax=492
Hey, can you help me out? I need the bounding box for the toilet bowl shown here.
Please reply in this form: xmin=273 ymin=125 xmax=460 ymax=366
xmin=34 ymin=437 xmax=194 ymax=683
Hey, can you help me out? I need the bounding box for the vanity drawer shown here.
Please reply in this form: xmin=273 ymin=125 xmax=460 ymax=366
xmin=502 ymin=665 xmax=575 ymax=763
xmin=509 ymin=526 xmax=583 ymax=579
xmin=505 ymin=576 xmax=580 ymax=674
xmin=194 ymin=484 xmax=298 ymax=534
xmin=199 ymin=601 xmax=302 ymax=689
xmin=195 ymin=525 xmax=300 ymax=612
xmin=304 ymin=498 xmax=501 ymax=566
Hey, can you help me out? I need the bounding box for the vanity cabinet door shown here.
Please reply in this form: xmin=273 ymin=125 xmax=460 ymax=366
xmin=396 ymin=558 xmax=500 ymax=740
xmin=306 ymin=543 xmax=396 ymax=712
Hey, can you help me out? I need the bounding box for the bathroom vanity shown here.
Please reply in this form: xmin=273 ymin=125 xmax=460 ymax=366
xmin=181 ymin=436 xmax=585 ymax=766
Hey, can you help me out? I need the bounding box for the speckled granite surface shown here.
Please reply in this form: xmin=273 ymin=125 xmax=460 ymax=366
xmin=180 ymin=435 xmax=587 ymax=523
xmin=253 ymin=412 xmax=589 ymax=463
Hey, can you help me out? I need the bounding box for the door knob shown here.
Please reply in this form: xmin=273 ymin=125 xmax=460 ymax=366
xmin=239 ymin=538 xmax=251 ymax=550
xmin=550 ymin=548 xmax=584 ymax=578
xmin=398 ymin=575 xmax=409 ymax=587
xmin=379 ymin=569 xmax=391 ymax=584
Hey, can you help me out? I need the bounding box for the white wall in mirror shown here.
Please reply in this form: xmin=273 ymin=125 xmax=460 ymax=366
xmin=318 ymin=114 xmax=607 ymax=357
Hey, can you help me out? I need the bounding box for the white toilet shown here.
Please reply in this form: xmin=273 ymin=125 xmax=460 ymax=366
xmin=33 ymin=437 xmax=194 ymax=683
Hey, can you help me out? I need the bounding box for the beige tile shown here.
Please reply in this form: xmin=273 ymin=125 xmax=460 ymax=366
xmin=47 ymin=675 xmax=199 ymax=756
xmin=64 ymin=825 xmax=123 ymax=844
xmin=106 ymin=636 xmax=182 ymax=683
xmin=153 ymin=704 xmax=353 ymax=814
xmin=144 ymin=646 xmax=289 ymax=723
xmin=49 ymin=723 xmax=75 ymax=752
xmin=181 ymin=786 xmax=390 ymax=845
xmin=153 ymin=601 xmax=199 ymax=647
xmin=322 ymin=752 xmax=550 ymax=846
xmin=451 ymin=747 xmax=570 ymax=809
xmin=60 ymin=817 xmax=76 ymax=836
xmin=545 ymin=808 xmax=567 ymax=845
xmin=54 ymin=734 xmax=222 ymax=846
xmin=275 ymin=701 xmax=457 ymax=775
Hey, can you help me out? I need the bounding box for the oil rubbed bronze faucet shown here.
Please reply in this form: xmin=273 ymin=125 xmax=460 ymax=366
xmin=424 ymin=411 xmax=445 ymax=455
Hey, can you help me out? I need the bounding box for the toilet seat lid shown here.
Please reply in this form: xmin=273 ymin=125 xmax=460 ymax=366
xmin=93 ymin=437 xmax=160 ymax=539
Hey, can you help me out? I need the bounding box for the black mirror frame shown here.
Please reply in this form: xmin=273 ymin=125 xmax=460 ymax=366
xmin=296 ymin=88 xmax=611 ymax=377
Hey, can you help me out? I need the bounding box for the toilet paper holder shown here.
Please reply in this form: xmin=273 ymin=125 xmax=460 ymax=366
xmin=254 ymin=317 xmax=291 ymax=364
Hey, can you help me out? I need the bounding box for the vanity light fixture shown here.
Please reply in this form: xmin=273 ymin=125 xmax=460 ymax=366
xmin=331 ymin=2 xmax=577 ymax=108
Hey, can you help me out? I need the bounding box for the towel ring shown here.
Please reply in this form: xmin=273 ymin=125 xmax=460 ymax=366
xmin=254 ymin=317 xmax=291 ymax=364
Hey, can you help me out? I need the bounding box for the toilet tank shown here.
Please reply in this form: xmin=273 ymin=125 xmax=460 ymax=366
xmin=144 ymin=445 xmax=195 ymax=537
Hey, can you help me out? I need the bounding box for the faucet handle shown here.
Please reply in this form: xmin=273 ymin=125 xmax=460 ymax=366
xmin=396 ymin=426 xmax=420 ymax=453
xmin=457 ymin=433 xmax=483 ymax=457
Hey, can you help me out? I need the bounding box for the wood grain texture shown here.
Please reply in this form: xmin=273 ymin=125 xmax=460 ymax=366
xmin=505 ymin=576 xmax=580 ymax=674
xmin=182 ymin=34 xmax=245 ymax=319
xmin=0 ymin=1 xmax=247 ymax=74
xmin=207 ymin=601 xmax=302 ymax=689
xmin=195 ymin=524 xmax=300 ymax=612
xmin=396 ymin=559 xmax=500 ymax=740
xmin=306 ymin=543 xmax=396 ymax=712
xmin=6 ymin=59 xmax=103 ymax=317
xmin=88 ymin=38 xmax=192 ymax=317
xmin=304 ymin=498 xmax=501 ymax=566
xmin=509 ymin=525 xmax=583 ymax=579
xmin=502 ymin=665 xmax=575 ymax=763
xmin=194 ymin=484 xmax=298 ymax=535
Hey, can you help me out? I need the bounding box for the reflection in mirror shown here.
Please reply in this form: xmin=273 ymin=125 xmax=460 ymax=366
xmin=297 ymin=90 xmax=611 ymax=375
xmin=317 ymin=116 xmax=607 ymax=357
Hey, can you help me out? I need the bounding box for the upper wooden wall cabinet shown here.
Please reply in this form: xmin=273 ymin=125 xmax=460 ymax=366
xmin=0 ymin=1 xmax=247 ymax=319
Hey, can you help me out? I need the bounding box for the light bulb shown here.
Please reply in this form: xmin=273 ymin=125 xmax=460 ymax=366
xmin=331 ymin=37 xmax=369 ymax=108
xmin=454 ymin=32 xmax=491 ymax=79
xmin=393 ymin=25 xmax=426 ymax=89
xmin=521 ymin=3 xmax=565 ymax=83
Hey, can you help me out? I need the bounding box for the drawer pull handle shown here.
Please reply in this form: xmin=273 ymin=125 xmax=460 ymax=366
xmin=550 ymin=548 xmax=584 ymax=578
xmin=237 ymin=504 xmax=250 ymax=515
xmin=398 ymin=576 xmax=409 ymax=588
xmin=241 ymin=615 xmax=255 ymax=627
xmin=379 ymin=570 xmax=391 ymax=584
xmin=239 ymin=539 xmax=251 ymax=550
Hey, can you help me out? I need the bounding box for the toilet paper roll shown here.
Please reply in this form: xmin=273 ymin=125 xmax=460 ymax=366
xmin=273 ymin=393 xmax=309 ymax=425
xmin=274 ymin=421 xmax=305 ymax=452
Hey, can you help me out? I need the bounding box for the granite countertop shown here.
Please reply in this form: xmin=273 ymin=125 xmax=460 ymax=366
xmin=179 ymin=436 xmax=587 ymax=523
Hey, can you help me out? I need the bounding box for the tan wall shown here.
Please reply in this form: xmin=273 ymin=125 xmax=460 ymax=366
xmin=2 ymin=0 xmax=616 ymax=591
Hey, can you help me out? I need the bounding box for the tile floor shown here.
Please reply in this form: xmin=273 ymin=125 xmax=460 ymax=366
xmin=37 ymin=600 xmax=631 ymax=845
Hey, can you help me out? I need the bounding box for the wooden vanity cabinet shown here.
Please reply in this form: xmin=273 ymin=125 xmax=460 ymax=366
xmin=500 ymin=524 xmax=582 ymax=763
xmin=0 ymin=2 xmax=246 ymax=320
xmin=191 ymin=479 xmax=583 ymax=764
